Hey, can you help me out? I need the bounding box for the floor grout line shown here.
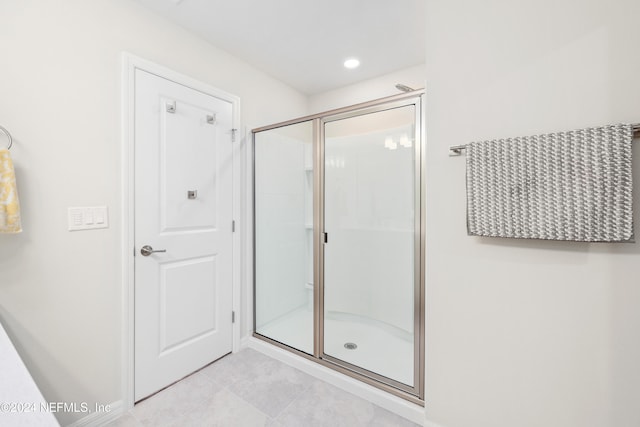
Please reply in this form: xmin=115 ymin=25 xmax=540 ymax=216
xmin=269 ymin=377 xmax=315 ymax=423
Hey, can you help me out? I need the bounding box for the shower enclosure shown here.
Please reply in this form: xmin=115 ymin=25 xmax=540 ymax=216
xmin=253 ymin=91 xmax=424 ymax=402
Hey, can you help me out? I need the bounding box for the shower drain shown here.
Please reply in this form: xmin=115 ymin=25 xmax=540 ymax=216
xmin=344 ymin=342 xmax=358 ymax=350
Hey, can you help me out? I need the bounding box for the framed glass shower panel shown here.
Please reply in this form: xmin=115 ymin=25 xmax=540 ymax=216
xmin=253 ymin=120 xmax=314 ymax=355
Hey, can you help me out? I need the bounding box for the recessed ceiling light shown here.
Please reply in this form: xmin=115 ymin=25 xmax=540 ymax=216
xmin=343 ymin=58 xmax=360 ymax=69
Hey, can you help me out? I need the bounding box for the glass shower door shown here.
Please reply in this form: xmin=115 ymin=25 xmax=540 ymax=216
xmin=322 ymin=104 xmax=419 ymax=389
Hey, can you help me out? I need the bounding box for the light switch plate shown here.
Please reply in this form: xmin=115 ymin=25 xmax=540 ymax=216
xmin=68 ymin=206 xmax=109 ymax=231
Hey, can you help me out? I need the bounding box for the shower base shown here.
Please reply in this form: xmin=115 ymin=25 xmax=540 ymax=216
xmin=257 ymin=307 xmax=413 ymax=386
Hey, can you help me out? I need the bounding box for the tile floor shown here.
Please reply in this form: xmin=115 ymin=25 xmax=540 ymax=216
xmin=105 ymin=348 xmax=420 ymax=427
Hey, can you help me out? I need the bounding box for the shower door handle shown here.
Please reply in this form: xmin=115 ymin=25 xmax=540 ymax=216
xmin=323 ymin=232 xmax=328 ymax=244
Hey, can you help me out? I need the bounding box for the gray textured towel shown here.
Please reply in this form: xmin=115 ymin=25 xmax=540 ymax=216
xmin=466 ymin=124 xmax=634 ymax=242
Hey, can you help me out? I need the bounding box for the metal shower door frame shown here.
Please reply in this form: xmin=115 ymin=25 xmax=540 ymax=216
xmin=253 ymin=90 xmax=425 ymax=404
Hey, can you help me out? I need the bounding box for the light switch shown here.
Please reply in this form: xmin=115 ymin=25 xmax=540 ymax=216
xmin=95 ymin=209 xmax=105 ymax=224
xmin=94 ymin=206 xmax=107 ymax=225
xmin=68 ymin=206 xmax=109 ymax=231
xmin=84 ymin=209 xmax=94 ymax=225
xmin=70 ymin=209 xmax=84 ymax=227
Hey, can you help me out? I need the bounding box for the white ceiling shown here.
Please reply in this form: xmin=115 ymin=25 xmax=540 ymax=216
xmin=135 ymin=0 xmax=426 ymax=95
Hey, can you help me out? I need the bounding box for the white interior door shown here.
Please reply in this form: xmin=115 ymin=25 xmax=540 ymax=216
xmin=134 ymin=69 xmax=234 ymax=401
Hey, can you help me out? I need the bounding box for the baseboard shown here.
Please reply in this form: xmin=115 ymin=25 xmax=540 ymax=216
xmin=239 ymin=334 xmax=251 ymax=350
xmin=424 ymin=419 xmax=446 ymax=427
xmin=65 ymin=400 xmax=123 ymax=427
xmin=248 ymin=337 xmax=425 ymax=425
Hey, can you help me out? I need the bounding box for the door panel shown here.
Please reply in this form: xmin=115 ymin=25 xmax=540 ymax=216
xmin=323 ymin=105 xmax=417 ymax=388
xmin=159 ymin=256 xmax=217 ymax=352
xmin=161 ymin=97 xmax=219 ymax=232
xmin=134 ymin=69 xmax=233 ymax=401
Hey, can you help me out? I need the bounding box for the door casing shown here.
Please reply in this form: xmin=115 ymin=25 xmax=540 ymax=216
xmin=121 ymin=53 xmax=242 ymax=411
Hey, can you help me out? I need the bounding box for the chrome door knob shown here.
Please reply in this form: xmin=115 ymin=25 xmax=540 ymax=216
xmin=140 ymin=245 xmax=167 ymax=256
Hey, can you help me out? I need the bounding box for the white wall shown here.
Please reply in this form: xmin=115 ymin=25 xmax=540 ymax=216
xmin=424 ymin=1 xmax=640 ymax=426
xmin=308 ymin=64 xmax=426 ymax=114
xmin=0 ymin=1 xmax=307 ymax=425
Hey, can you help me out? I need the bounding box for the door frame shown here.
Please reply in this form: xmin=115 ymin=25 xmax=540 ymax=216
xmin=120 ymin=53 xmax=242 ymax=410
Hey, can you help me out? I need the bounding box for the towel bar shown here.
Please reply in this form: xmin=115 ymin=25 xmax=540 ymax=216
xmin=449 ymin=123 xmax=640 ymax=155
xmin=0 ymin=125 xmax=12 ymax=150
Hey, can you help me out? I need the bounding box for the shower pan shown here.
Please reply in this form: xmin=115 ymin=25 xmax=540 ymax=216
xmin=253 ymin=90 xmax=424 ymax=403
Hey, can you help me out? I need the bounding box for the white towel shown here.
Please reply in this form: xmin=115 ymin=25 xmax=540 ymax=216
xmin=0 ymin=148 xmax=22 ymax=233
